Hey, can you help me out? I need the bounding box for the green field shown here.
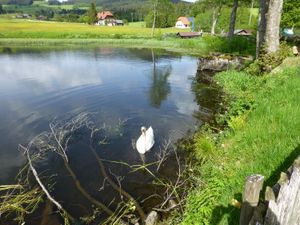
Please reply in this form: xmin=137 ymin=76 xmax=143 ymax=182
xmin=0 ymin=18 xmax=182 ymax=39
xmin=0 ymin=17 xmax=256 ymax=55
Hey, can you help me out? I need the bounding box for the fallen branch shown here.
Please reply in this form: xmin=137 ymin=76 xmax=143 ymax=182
xmin=19 ymin=144 xmax=74 ymax=222
xmin=89 ymin=145 xmax=146 ymax=220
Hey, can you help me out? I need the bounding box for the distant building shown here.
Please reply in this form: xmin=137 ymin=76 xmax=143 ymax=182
xmin=96 ymin=11 xmax=115 ymax=26
xmin=115 ymin=20 xmax=124 ymax=26
xmin=37 ymin=15 xmax=46 ymax=21
xmin=234 ymin=29 xmax=252 ymax=36
xmin=177 ymin=31 xmax=202 ymax=39
xmin=175 ymin=17 xmax=194 ymax=30
xmin=15 ymin=13 xmax=32 ymax=19
xmin=175 ymin=17 xmax=190 ymax=28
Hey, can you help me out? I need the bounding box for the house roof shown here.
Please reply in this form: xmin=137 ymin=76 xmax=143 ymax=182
xmin=234 ymin=29 xmax=252 ymax=35
xmin=177 ymin=32 xmax=202 ymax=38
xmin=177 ymin=17 xmax=190 ymax=26
xmin=97 ymin=11 xmax=114 ymax=20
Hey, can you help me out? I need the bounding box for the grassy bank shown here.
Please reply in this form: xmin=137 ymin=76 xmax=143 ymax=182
xmin=181 ymin=57 xmax=300 ymax=225
xmin=0 ymin=36 xmax=255 ymax=56
xmin=0 ymin=18 xmax=255 ymax=55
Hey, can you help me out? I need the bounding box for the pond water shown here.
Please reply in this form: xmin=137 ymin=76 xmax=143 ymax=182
xmin=0 ymin=47 xmax=221 ymax=223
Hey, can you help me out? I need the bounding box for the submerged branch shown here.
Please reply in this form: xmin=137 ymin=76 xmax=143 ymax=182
xmin=19 ymin=144 xmax=74 ymax=222
xmin=89 ymin=145 xmax=146 ymax=220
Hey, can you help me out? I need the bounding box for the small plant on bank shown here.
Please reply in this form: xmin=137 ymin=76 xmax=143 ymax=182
xmin=245 ymin=42 xmax=292 ymax=76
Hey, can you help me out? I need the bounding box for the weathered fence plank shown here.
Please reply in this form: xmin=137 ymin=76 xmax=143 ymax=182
xmin=264 ymin=163 xmax=300 ymax=225
xmin=240 ymin=174 xmax=264 ymax=225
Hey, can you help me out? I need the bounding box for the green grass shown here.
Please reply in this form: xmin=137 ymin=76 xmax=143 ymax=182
xmin=182 ymin=58 xmax=300 ymax=225
xmin=128 ymin=21 xmax=146 ymax=28
xmin=0 ymin=18 xmax=181 ymax=39
xmin=0 ymin=18 xmax=256 ymax=56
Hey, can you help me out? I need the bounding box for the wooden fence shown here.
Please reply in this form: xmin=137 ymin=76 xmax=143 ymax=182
xmin=240 ymin=157 xmax=300 ymax=225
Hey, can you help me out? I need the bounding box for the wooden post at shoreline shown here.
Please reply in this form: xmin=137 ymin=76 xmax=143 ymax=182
xmin=239 ymin=174 xmax=264 ymax=225
xmin=239 ymin=156 xmax=300 ymax=225
xmin=264 ymin=159 xmax=300 ymax=225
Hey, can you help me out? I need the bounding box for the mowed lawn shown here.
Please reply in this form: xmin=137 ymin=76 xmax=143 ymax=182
xmin=0 ymin=18 xmax=185 ymax=39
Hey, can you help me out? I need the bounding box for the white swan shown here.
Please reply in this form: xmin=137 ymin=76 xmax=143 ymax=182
xmin=136 ymin=126 xmax=155 ymax=154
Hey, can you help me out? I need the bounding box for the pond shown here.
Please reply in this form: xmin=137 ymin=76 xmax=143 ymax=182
xmin=0 ymin=47 xmax=221 ymax=224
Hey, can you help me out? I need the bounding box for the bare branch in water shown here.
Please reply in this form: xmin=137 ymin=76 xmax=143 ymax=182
xmin=19 ymin=143 xmax=74 ymax=222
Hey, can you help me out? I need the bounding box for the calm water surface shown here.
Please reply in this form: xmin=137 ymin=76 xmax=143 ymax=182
xmin=0 ymin=47 xmax=220 ymax=222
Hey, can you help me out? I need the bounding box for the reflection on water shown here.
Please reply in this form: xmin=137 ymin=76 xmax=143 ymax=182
xmin=148 ymin=50 xmax=171 ymax=108
xmin=0 ymin=47 xmax=221 ymax=223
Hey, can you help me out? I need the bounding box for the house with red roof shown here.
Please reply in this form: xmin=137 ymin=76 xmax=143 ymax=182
xmin=175 ymin=17 xmax=190 ymax=28
xmin=96 ymin=11 xmax=116 ymax=26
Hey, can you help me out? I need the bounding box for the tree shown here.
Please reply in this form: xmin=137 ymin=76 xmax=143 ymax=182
xmin=87 ymin=2 xmax=97 ymax=25
xmin=256 ymin=0 xmax=268 ymax=58
xmin=209 ymin=0 xmax=224 ymax=35
xmin=151 ymin=0 xmax=158 ymax=37
xmin=256 ymin=0 xmax=283 ymax=57
xmin=228 ymin=0 xmax=238 ymax=37
xmin=7 ymin=0 xmax=33 ymax=5
xmin=0 ymin=4 xmax=4 ymax=14
xmin=265 ymin=0 xmax=283 ymax=53
xmin=145 ymin=0 xmax=176 ymax=32
xmin=192 ymin=0 xmax=226 ymax=35
xmin=281 ymin=0 xmax=300 ymax=28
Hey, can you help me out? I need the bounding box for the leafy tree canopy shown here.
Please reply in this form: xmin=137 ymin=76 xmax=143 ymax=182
xmin=87 ymin=2 xmax=97 ymax=25
xmin=281 ymin=0 xmax=300 ymax=28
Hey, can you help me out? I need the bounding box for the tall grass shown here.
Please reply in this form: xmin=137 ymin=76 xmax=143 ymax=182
xmin=182 ymin=58 xmax=300 ymax=225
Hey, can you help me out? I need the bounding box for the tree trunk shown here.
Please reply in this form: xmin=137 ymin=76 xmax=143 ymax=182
xmin=151 ymin=0 xmax=158 ymax=37
xmin=256 ymin=0 xmax=268 ymax=58
xmin=248 ymin=0 xmax=254 ymax=26
xmin=228 ymin=0 xmax=239 ymax=37
xmin=265 ymin=0 xmax=283 ymax=53
xmin=211 ymin=5 xmax=221 ymax=35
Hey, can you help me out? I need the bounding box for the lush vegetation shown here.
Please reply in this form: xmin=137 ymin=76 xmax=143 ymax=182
xmin=281 ymin=0 xmax=300 ymax=28
xmin=0 ymin=0 xmax=299 ymax=224
xmin=0 ymin=18 xmax=256 ymax=55
xmin=180 ymin=57 xmax=300 ymax=225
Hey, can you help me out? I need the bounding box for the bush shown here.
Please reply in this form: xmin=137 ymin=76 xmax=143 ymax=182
xmin=245 ymin=42 xmax=292 ymax=76
xmin=203 ymin=35 xmax=256 ymax=55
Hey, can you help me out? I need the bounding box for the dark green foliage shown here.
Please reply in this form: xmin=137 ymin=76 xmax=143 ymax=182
xmin=0 ymin=4 xmax=4 ymax=14
xmin=87 ymin=2 xmax=97 ymax=25
xmin=35 ymin=8 xmax=55 ymax=19
xmin=145 ymin=0 xmax=177 ymax=28
xmin=245 ymin=42 xmax=292 ymax=76
xmin=194 ymin=6 xmax=257 ymax=33
xmin=7 ymin=0 xmax=33 ymax=5
xmin=203 ymin=35 xmax=256 ymax=55
xmin=48 ymin=0 xmax=61 ymax=5
xmin=281 ymin=0 xmax=300 ymax=28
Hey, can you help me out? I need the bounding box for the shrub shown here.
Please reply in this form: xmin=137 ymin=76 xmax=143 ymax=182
xmin=245 ymin=42 xmax=292 ymax=76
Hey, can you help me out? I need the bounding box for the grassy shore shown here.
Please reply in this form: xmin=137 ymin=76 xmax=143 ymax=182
xmin=181 ymin=57 xmax=300 ymax=225
xmin=0 ymin=18 xmax=256 ymax=55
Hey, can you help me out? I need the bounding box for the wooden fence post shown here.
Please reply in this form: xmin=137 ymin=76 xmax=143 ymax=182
xmin=240 ymin=174 xmax=264 ymax=225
